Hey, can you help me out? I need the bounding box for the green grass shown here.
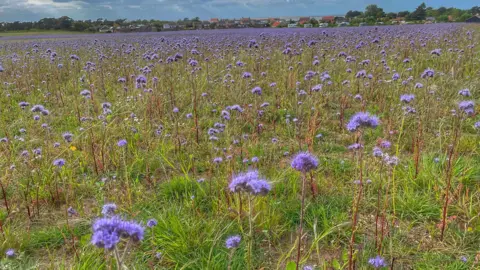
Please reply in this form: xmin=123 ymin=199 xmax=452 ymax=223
xmin=0 ymin=24 xmax=479 ymax=269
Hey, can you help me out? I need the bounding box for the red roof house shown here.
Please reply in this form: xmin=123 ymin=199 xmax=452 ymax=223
xmin=322 ymin=16 xmax=335 ymax=23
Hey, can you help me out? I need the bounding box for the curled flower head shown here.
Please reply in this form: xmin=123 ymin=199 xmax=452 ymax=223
xmin=368 ymin=256 xmax=387 ymax=268
xmin=251 ymin=86 xmax=262 ymax=95
xmin=53 ymin=158 xmax=66 ymax=167
xmin=91 ymin=216 xmax=145 ymax=250
xmin=400 ymin=94 xmax=415 ymax=103
xmin=291 ymin=152 xmax=318 ymax=173
xmin=458 ymin=101 xmax=475 ymax=115
xmin=101 ymin=203 xmax=117 ymax=216
xmin=458 ymin=89 xmax=471 ymax=97
xmin=5 ymin=249 xmax=15 ymax=258
xmin=346 ymin=112 xmax=379 ymax=132
xmin=117 ymin=139 xmax=127 ymax=147
xmin=147 ymin=218 xmax=158 ymax=228
xmin=225 ymin=235 xmax=241 ymax=249
xmin=229 ymin=170 xmax=271 ymax=196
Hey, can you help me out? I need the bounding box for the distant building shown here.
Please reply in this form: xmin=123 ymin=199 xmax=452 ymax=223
xmin=99 ymin=26 xmax=113 ymax=33
xmin=240 ymin=17 xmax=251 ymax=25
xmin=466 ymin=16 xmax=480 ymax=23
xmin=298 ymin=17 xmax=310 ymax=25
xmin=288 ymin=24 xmax=297 ymax=28
xmin=303 ymin=24 xmax=313 ymax=28
xmin=425 ymin=17 xmax=436 ymax=23
xmin=201 ymin=21 xmax=211 ymax=29
xmin=319 ymin=23 xmax=329 ymax=28
xmin=271 ymin=21 xmax=281 ymax=28
xmin=163 ymin=24 xmax=172 ymax=30
xmin=210 ymin=18 xmax=219 ymax=23
xmin=321 ymin=16 xmax=335 ymax=23
xmin=335 ymin=17 xmax=348 ymax=23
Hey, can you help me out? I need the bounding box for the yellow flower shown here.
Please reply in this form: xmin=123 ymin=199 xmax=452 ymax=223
xmin=70 ymin=146 xmax=77 ymax=151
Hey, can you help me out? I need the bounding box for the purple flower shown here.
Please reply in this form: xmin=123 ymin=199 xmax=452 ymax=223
xmin=225 ymin=235 xmax=241 ymax=249
xmin=291 ymin=152 xmax=318 ymax=173
xmin=33 ymin=147 xmax=42 ymax=156
xmin=383 ymin=154 xmax=399 ymax=166
xmin=392 ymin=73 xmax=400 ymax=81
xmin=380 ymin=140 xmax=391 ymax=149
xmin=348 ymin=143 xmax=364 ymax=150
xmin=251 ymin=157 xmax=259 ymax=163
xmin=458 ymin=101 xmax=475 ymax=115
xmin=62 ymin=132 xmax=73 ymax=143
xmin=19 ymin=101 xmax=30 ymax=108
xmin=53 ymin=158 xmax=66 ymax=167
xmin=400 ymin=94 xmax=415 ymax=103
xmin=213 ymin=157 xmax=223 ymax=164
xmin=229 ymin=170 xmax=271 ymax=195
xmin=5 ymin=249 xmax=15 ymax=258
xmin=117 ymin=139 xmax=127 ymax=147
xmin=91 ymin=216 xmax=145 ymax=250
xmin=403 ymin=106 xmax=416 ymax=115
xmin=368 ymin=256 xmax=387 ymax=268
xmin=430 ymin=49 xmax=441 ymax=56
xmin=80 ymin=89 xmax=91 ymax=97
xmin=67 ymin=207 xmax=78 ymax=216
xmin=474 ymin=121 xmax=480 ymax=129
xmin=414 ymin=83 xmax=424 ymax=88
xmin=458 ymin=89 xmax=471 ymax=97
xmin=421 ymin=68 xmax=434 ymax=79
xmin=136 ymin=75 xmax=147 ymax=88
xmin=147 ymin=218 xmax=158 ymax=228
xmin=242 ymin=72 xmax=252 ymax=79
xmin=251 ymin=86 xmax=262 ymax=95
xmin=346 ymin=112 xmax=379 ymax=132
xmin=101 ymin=203 xmax=117 ymax=216
xmin=311 ymin=84 xmax=322 ymax=92
xmin=31 ymin=104 xmax=45 ymax=113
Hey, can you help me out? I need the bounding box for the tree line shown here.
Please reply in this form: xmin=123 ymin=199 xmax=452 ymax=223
xmin=346 ymin=3 xmax=479 ymax=24
xmin=0 ymin=4 xmax=479 ymax=32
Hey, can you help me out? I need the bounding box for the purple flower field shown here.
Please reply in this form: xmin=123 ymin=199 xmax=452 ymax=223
xmin=0 ymin=24 xmax=479 ymax=269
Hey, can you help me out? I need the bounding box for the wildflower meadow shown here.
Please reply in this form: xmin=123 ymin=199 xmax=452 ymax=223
xmin=0 ymin=24 xmax=479 ymax=269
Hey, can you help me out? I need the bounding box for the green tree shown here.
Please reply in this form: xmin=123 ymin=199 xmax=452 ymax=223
xmin=397 ymin=11 xmax=410 ymax=17
xmin=386 ymin=12 xmax=397 ymax=19
xmin=365 ymin=4 xmax=384 ymax=19
xmin=408 ymin=2 xmax=427 ymax=21
xmin=437 ymin=15 xmax=449 ymax=22
xmin=471 ymin=6 xmax=480 ymax=15
xmin=346 ymin=10 xmax=362 ymax=18
xmin=437 ymin=7 xmax=447 ymax=15
xmin=458 ymin=13 xmax=472 ymax=22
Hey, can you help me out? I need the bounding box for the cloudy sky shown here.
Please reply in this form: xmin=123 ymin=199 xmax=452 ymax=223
xmin=0 ymin=0 xmax=477 ymax=22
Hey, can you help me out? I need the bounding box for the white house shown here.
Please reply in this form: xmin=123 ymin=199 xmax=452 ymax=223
xmin=99 ymin=26 xmax=113 ymax=33
xmin=288 ymin=24 xmax=297 ymax=28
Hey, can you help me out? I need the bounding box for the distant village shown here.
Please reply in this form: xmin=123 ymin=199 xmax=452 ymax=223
xmin=100 ymin=13 xmax=480 ymax=33
xmin=1 ymin=3 xmax=479 ymax=34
